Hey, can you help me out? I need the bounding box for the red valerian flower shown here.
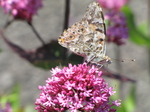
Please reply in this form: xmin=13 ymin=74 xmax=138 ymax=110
xmin=106 ymin=11 xmax=128 ymax=45
xmin=97 ymin=0 xmax=129 ymax=45
xmin=0 ymin=0 xmax=43 ymax=22
xmin=97 ymin=0 xmax=128 ymax=11
xmin=0 ymin=103 xmax=12 ymax=112
xmin=35 ymin=63 xmax=120 ymax=112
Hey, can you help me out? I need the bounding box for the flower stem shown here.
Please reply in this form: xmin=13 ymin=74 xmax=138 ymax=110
xmin=63 ymin=0 xmax=70 ymax=30
xmin=27 ymin=22 xmax=46 ymax=46
xmin=3 ymin=19 xmax=14 ymax=29
xmin=61 ymin=0 xmax=70 ymax=60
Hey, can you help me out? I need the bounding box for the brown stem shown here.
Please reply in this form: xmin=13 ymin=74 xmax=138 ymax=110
xmin=27 ymin=22 xmax=46 ymax=46
xmin=3 ymin=19 xmax=14 ymax=29
xmin=61 ymin=0 xmax=70 ymax=60
xmin=63 ymin=0 xmax=70 ymax=30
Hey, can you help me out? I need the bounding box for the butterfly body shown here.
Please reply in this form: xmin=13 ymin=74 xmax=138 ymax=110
xmin=58 ymin=2 xmax=111 ymax=65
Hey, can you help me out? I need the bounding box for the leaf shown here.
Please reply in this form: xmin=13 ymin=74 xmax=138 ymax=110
xmin=117 ymin=84 xmax=136 ymax=112
xmin=137 ymin=23 xmax=149 ymax=37
xmin=122 ymin=6 xmax=150 ymax=48
xmin=8 ymin=85 xmax=21 ymax=112
xmin=110 ymin=81 xmax=136 ymax=112
xmin=0 ymin=85 xmax=21 ymax=112
xmin=123 ymin=84 xmax=136 ymax=112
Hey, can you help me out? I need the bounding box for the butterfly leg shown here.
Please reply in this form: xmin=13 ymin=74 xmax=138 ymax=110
xmin=84 ymin=60 xmax=91 ymax=65
xmin=84 ymin=56 xmax=95 ymax=66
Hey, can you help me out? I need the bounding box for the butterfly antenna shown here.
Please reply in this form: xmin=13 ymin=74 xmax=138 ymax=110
xmin=111 ymin=58 xmax=135 ymax=63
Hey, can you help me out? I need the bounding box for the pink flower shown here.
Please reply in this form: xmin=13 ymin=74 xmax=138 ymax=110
xmin=0 ymin=0 xmax=43 ymax=22
xmin=0 ymin=103 xmax=12 ymax=112
xmin=97 ymin=0 xmax=128 ymax=11
xmin=106 ymin=11 xmax=129 ymax=45
xmin=97 ymin=0 xmax=129 ymax=45
xmin=35 ymin=63 xmax=120 ymax=112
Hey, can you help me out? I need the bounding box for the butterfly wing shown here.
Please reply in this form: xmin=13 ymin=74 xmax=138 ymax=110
xmin=82 ymin=2 xmax=107 ymax=63
xmin=58 ymin=20 xmax=89 ymax=57
xmin=58 ymin=2 xmax=110 ymax=64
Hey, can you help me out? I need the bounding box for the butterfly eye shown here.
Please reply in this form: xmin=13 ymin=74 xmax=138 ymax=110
xmin=70 ymin=36 xmax=73 ymax=38
xmin=72 ymin=32 xmax=75 ymax=34
xmin=81 ymin=28 xmax=84 ymax=31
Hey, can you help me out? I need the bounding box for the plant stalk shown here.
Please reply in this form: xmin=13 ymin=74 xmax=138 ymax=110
xmin=28 ymin=22 xmax=46 ymax=46
xmin=63 ymin=0 xmax=70 ymax=30
xmin=61 ymin=0 xmax=70 ymax=60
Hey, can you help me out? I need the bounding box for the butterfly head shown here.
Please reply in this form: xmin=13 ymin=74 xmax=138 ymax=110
xmin=102 ymin=56 xmax=112 ymax=64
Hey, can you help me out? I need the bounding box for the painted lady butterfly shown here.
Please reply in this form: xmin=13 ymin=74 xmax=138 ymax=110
xmin=58 ymin=2 xmax=111 ymax=66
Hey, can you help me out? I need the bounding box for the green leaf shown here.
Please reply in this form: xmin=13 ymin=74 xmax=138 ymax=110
xmin=122 ymin=6 xmax=150 ymax=48
xmin=123 ymin=84 xmax=136 ymax=112
xmin=117 ymin=84 xmax=136 ymax=112
xmin=110 ymin=80 xmax=120 ymax=100
xmin=110 ymin=80 xmax=136 ymax=112
xmin=9 ymin=85 xmax=21 ymax=112
xmin=0 ymin=85 xmax=21 ymax=112
xmin=137 ymin=23 xmax=149 ymax=37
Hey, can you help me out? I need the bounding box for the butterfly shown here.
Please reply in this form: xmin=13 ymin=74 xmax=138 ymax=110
xmin=58 ymin=2 xmax=111 ymax=66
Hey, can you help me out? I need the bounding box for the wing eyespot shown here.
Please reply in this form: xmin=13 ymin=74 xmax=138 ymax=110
xmin=100 ymin=38 xmax=104 ymax=41
xmin=81 ymin=28 xmax=84 ymax=31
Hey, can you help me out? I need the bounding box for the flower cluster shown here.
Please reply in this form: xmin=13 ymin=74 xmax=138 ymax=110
xmin=0 ymin=103 xmax=12 ymax=112
xmin=106 ymin=11 xmax=128 ymax=45
xmin=97 ymin=0 xmax=128 ymax=11
xmin=0 ymin=0 xmax=43 ymax=22
xmin=97 ymin=0 xmax=129 ymax=45
xmin=35 ymin=63 xmax=120 ymax=112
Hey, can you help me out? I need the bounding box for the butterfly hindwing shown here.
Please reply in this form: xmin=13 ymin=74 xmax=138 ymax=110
xmin=58 ymin=2 xmax=111 ymax=65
